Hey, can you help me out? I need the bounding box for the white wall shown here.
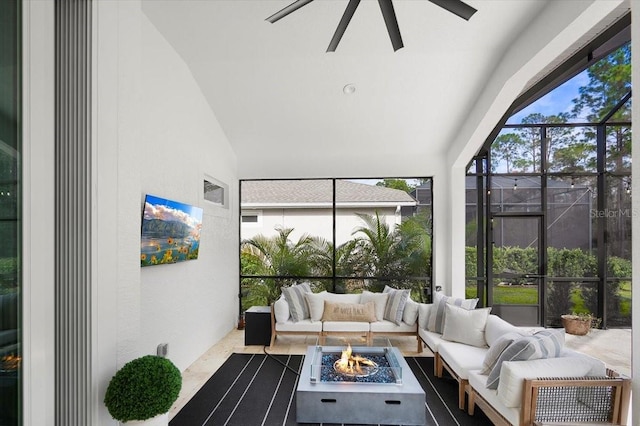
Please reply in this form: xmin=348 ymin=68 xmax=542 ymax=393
xmin=138 ymin=12 xmax=238 ymax=371
xmin=93 ymin=1 xmax=238 ymax=425
xmin=241 ymin=206 xmax=400 ymax=245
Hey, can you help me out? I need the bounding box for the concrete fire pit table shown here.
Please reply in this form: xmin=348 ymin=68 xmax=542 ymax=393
xmin=296 ymin=341 xmax=426 ymax=425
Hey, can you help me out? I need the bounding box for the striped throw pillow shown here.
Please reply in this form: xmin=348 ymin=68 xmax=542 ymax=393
xmin=486 ymin=329 xmax=565 ymax=389
xmin=426 ymin=291 xmax=479 ymax=333
xmin=382 ymin=286 xmax=410 ymax=325
xmin=281 ymin=282 xmax=312 ymax=322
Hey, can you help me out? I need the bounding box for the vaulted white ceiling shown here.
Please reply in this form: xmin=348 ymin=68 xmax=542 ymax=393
xmin=141 ymin=0 xmax=628 ymax=179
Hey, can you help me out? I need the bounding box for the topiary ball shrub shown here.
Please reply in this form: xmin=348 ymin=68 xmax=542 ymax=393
xmin=104 ymin=355 xmax=182 ymax=422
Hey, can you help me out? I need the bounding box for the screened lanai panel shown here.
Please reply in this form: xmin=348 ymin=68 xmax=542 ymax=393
xmin=606 ymin=125 xmax=632 ymax=172
xmin=545 ymin=280 xmax=598 ymax=327
xmin=334 ymin=179 xmax=431 ymax=297
xmin=606 ymin=280 xmax=631 ymax=327
xmin=547 ymin=126 xmax=597 ymax=173
xmin=489 ymin=176 xmax=542 ymax=213
xmin=240 ymin=180 xmax=334 ymax=309
xmin=546 ymin=176 xmax=596 ymax=252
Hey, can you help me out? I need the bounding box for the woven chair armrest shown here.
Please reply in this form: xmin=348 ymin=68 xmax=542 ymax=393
xmin=521 ymin=375 xmax=631 ymax=426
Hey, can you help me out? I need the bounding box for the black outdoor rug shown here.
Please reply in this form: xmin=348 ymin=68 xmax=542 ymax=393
xmin=170 ymin=353 xmax=493 ymax=426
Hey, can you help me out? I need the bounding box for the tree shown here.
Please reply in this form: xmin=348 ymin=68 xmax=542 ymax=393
xmin=572 ymin=43 xmax=631 ymax=123
xmin=491 ymin=133 xmax=523 ymax=173
xmin=348 ymin=211 xmax=431 ymax=299
xmin=240 ymin=227 xmax=326 ymax=307
xmin=511 ymin=113 xmax=573 ymax=172
xmin=572 ymin=43 xmax=631 ymax=261
xmin=376 ymin=179 xmax=414 ymax=193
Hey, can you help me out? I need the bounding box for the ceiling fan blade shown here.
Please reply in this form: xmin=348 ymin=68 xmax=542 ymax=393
xmin=428 ymin=0 xmax=477 ymax=21
xmin=266 ymin=0 xmax=315 ymax=23
xmin=378 ymin=0 xmax=403 ymax=51
xmin=327 ymin=0 xmax=361 ymax=52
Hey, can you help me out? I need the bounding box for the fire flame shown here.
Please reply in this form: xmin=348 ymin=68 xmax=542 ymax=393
xmin=1 ymin=354 xmax=21 ymax=370
xmin=335 ymin=344 xmax=376 ymax=375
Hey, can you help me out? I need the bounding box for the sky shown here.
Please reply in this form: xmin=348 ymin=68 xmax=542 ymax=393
xmin=507 ymin=70 xmax=590 ymax=124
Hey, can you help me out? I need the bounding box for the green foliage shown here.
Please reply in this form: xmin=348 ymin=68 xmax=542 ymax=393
xmin=240 ymin=210 xmax=432 ymax=305
xmin=493 ymin=286 xmax=538 ymax=305
xmin=464 ymin=246 xmax=630 ymax=323
xmin=376 ymin=179 xmax=415 ymax=193
xmin=104 ymin=355 xmax=182 ymax=422
xmin=0 ymin=257 xmax=18 ymax=294
xmin=240 ymin=227 xmax=327 ymax=305
xmin=0 ymin=258 xmax=17 ymax=274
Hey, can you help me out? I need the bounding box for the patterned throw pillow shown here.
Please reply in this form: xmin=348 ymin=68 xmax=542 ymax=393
xmin=486 ymin=329 xmax=565 ymax=389
xmin=479 ymin=331 xmax=524 ymax=375
xmin=281 ymin=282 xmax=312 ymax=322
xmin=427 ymin=291 xmax=479 ymax=333
xmin=321 ymin=301 xmax=376 ymax=322
xmin=382 ymin=285 xmax=410 ymax=325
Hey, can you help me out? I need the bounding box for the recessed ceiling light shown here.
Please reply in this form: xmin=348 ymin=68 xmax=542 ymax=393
xmin=343 ymin=84 xmax=356 ymax=95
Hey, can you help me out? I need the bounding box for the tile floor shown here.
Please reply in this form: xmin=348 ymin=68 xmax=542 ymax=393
xmin=169 ymin=327 xmax=632 ymax=420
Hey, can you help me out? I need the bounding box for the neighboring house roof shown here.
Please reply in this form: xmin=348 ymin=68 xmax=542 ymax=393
xmin=241 ymin=180 xmax=417 ymax=209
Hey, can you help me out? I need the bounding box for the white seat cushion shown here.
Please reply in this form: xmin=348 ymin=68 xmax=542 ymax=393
xmin=275 ymin=319 xmax=322 ymax=332
xmin=370 ymin=320 xmax=417 ymax=332
xmin=419 ymin=328 xmax=445 ymax=352
xmin=438 ymin=341 xmax=487 ymax=380
xmin=322 ymin=321 xmax=370 ymax=332
xmin=468 ymin=371 xmax=519 ymax=426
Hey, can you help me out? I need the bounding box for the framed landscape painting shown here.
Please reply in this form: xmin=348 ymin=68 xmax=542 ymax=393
xmin=140 ymin=194 xmax=203 ymax=267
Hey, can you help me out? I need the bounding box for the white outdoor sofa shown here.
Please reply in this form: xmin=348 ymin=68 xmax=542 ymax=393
xmin=269 ymin=285 xmax=422 ymax=352
xmin=416 ymin=293 xmax=631 ymax=425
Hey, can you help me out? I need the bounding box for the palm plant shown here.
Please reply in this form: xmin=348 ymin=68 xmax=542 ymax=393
xmin=241 ymin=227 xmax=323 ymax=307
xmin=350 ymin=211 xmax=431 ymax=294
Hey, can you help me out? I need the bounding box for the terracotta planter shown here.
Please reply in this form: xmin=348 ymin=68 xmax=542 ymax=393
xmin=561 ymin=315 xmax=591 ymax=336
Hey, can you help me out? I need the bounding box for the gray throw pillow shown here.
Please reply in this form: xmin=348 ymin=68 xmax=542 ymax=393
xmin=281 ymin=282 xmax=312 ymax=322
xmin=427 ymin=291 xmax=479 ymax=333
xmin=382 ymin=285 xmax=410 ymax=325
xmin=486 ymin=329 xmax=565 ymax=389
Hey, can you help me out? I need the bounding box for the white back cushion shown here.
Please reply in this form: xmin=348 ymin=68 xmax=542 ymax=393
xmin=273 ymin=296 xmax=290 ymax=323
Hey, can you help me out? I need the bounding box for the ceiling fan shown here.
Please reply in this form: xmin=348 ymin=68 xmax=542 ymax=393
xmin=266 ymin=0 xmax=477 ymax=52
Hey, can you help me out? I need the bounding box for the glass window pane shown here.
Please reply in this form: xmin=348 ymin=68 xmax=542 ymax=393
xmin=0 ymin=0 xmax=20 ymax=424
